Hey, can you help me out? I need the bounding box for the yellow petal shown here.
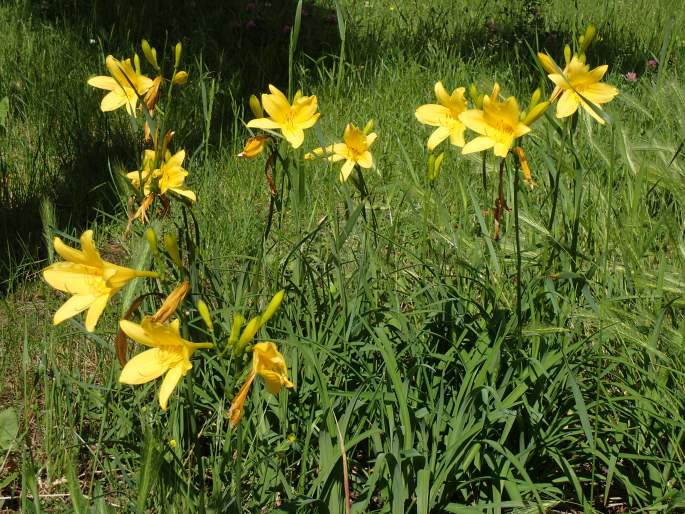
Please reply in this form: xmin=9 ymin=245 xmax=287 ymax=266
xmin=281 ymin=126 xmax=305 ymax=149
xmin=448 ymin=125 xmax=466 ymax=147
xmin=246 ymin=117 xmax=281 ymax=130
xmin=100 ymin=90 xmax=128 ymax=112
xmin=427 ymin=126 xmax=451 ymax=151
xmin=53 ymin=237 xmax=86 ymax=264
xmin=556 ymin=90 xmax=580 ymax=118
xmin=170 ymin=187 xmax=197 ymax=202
xmin=582 ymin=82 xmax=618 ymax=105
xmin=537 ymin=52 xmax=560 ymax=74
xmin=458 ymin=110 xmax=489 ymax=136
xmin=434 ymin=81 xmax=450 ymax=106
xmin=119 ymin=319 xmax=158 ymax=347
xmin=462 ymin=136 xmax=495 ymax=155
xmin=53 ymin=294 xmax=96 ymax=326
xmin=580 ymin=99 xmax=607 ymax=124
xmin=513 ymin=123 xmax=532 ymax=139
xmin=87 ymin=75 xmax=118 ymax=91
xmin=366 ymin=132 xmax=378 ymax=147
xmin=85 ymin=294 xmax=110 ymax=332
xmin=119 ymin=348 xmax=169 ymax=384
xmin=494 ymin=140 xmax=512 ymax=158
xmin=339 ymin=159 xmax=355 ymax=182
xmin=415 ymin=104 xmax=450 ymax=127
xmin=43 ymin=262 xmax=106 ymax=295
xmin=159 ymin=362 xmax=190 ymax=410
xmin=356 ymin=151 xmax=373 ymax=169
xmin=262 ymin=90 xmax=290 ymax=122
xmin=295 ymin=112 xmax=320 ymax=130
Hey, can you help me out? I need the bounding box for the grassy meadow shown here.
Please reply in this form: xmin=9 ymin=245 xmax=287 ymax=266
xmin=1 ymin=0 xmax=685 ymax=512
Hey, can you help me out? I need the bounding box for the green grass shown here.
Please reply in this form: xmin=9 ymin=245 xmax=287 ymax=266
xmin=1 ymin=0 xmax=685 ymax=512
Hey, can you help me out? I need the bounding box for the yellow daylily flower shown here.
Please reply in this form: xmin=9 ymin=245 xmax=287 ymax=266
xmin=118 ymin=318 xmax=213 ymax=410
xmin=228 ymin=342 xmax=294 ymax=427
xmin=42 ymin=230 xmax=158 ymax=332
xmin=459 ymin=83 xmax=531 ymax=158
xmin=415 ymin=81 xmax=468 ymax=150
xmin=157 ymin=149 xmax=196 ymax=201
xmin=126 ymin=149 xmax=157 ymax=195
xmin=246 ymin=85 xmax=320 ymax=149
xmin=305 ymin=123 xmax=377 ymax=182
xmin=539 ymin=53 xmax=618 ymax=124
xmin=87 ymin=55 xmax=154 ymax=117
xmin=125 ymin=149 xmax=196 ymax=202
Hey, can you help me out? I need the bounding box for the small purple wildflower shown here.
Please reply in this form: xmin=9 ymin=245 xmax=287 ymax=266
xmin=624 ymin=71 xmax=638 ymax=83
xmin=647 ymin=59 xmax=658 ymax=71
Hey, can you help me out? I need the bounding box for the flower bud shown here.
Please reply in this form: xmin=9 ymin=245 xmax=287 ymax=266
xmin=163 ymin=233 xmax=183 ymax=268
xmin=582 ymin=25 xmax=597 ymax=51
xmin=197 ymin=299 xmax=214 ymax=331
xmin=564 ymin=44 xmax=572 ymax=65
xmin=529 ymin=88 xmax=541 ymax=109
xmin=145 ymin=227 xmax=159 ymax=255
xmin=259 ymin=290 xmax=284 ymax=327
xmin=142 ymin=39 xmax=159 ymax=70
xmin=237 ymin=316 xmax=261 ymax=352
xmin=172 ymin=71 xmax=188 ymax=85
xmin=469 ymin=83 xmax=479 ymax=104
xmin=134 ymin=53 xmax=141 ymax=75
xmin=249 ymin=94 xmax=263 ymax=119
xmin=174 ymin=42 xmax=182 ymax=68
xmin=229 ymin=313 xmax=244 ymax=346
xmin=363 ymin=119 xmax=375 ymax=134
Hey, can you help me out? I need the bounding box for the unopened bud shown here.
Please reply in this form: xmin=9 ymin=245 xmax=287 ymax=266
xmin=564 ymin=44 xmax=572 ymax=65
xmin=530 ymin=88 xmax=541 ymax=109
xmin=134 ymin=53 xmax=141 ymax=75
xmin=229 ymin=313 xmax=244 ymax=346
xmin=174 ymin=42 xmax=182 ymax=68
xmin=197 ymin=299 xmax=214 ymax=331
xmin=249 ymin=94 xmax=263 ymax=118
xmin=238 ymin=316 xmax=261 ymax=348
xmin=142 ymin=39 xmax=159 ymax=70
xmin=163 ymin=233 xmax=183 ymax=268
xmin=363 ymin=119 xmax=375 ymax=134
xmin=259 ymin=290 xmax=284 ymax=327
xmin=172 ymin=71 xmax=188 ymax=85
xmin=145 ymin=227 xmax=159 ymax=255
xmin=582 ymin=25 xmax=597 ymax=51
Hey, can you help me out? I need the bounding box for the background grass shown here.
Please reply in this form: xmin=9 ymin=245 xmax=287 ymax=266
xmin=1 ymin=0 xmax=685 ymax=512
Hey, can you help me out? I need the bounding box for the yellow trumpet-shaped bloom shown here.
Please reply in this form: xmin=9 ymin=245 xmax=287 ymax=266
xmin=459 ymin=83 xmax=531 ymax=158
xmin=157 ymin=149 xmax=196 ymax=201
xmin=415 ymin=81 xmax=468 ymax=150
xmin=126 ymin=149 xmax=196 ymax=202
xmin=119 ymin=318 xmax=213 ymax=410
xmin=305 ymin=123 xmax=377 ymax=182
xmin=42 ymin=230 xmax=158 ymax=332
xmin=228 ymin=342 xmax=294 ymax=427
xmin=126 ymin=149 xmax=156 ymax=196
xmin=539 ymin=53 xmax=618 ymax=124
xmin=246 ymin=85 xmax=320 ymax=149
xmin=87 ymin=55 xmax=154 ymax=117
